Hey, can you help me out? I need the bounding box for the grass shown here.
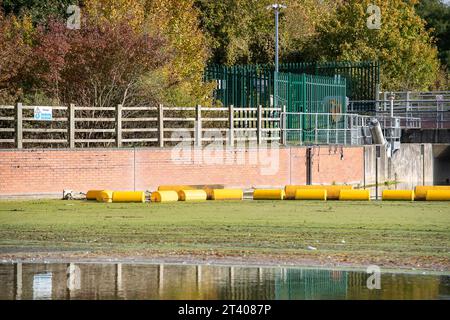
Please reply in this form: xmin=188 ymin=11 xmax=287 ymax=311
xmin=0 ymin=199 xmax=449 ymax=270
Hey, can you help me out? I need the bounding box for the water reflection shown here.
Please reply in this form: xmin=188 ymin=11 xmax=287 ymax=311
xmin=0 ymin=263 xmax=448 ymax=300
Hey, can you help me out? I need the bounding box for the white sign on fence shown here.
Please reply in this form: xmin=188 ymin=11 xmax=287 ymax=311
xmin=34 ymin=106 xmax=53 ymax=121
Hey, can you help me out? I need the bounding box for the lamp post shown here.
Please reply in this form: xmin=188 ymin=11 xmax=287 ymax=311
xmin=267 ymin=3 xmax=286 ymax=109
xmin=267 ymin=3 xmax=287 ymax=73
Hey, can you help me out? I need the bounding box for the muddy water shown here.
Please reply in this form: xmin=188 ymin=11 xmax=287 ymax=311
xmin=0 ymin=263 xmax=448 ymax=300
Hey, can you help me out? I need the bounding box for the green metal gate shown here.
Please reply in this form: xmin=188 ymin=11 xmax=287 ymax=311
xmin=275 ymin=72 xmax=347 ymax=143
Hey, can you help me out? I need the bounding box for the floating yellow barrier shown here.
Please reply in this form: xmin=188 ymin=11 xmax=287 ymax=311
xmin=415 ymin=186 xmax=450 ymax=201
xmin=425 ymin=190 xmax=450 ymax=201
xmin=382 ymin=190 xmax=415 ymax=201
xmin=285 ymin=185 xmax=353 ymax=200
xmin=86 ymin=190 xmax=102 ymax=200
xmin=178 ymin=189 xmax=207 ymax=201
xmin=253 ymin=189 xmax=285 ymax=200
xmin=112 ymin=191 xmax=146 ymax=203
xmin=212 ymin=189 xmax=243 ymax=200
xmin=339 ymin=189 xmax=370 ymax=201
xmin=150 ymin=191 xmax=179 ymax=202
xmin=295 ymin=189 xmax=327 ymax=201
xmin=96 ymin=190 xmax=113 ymax=203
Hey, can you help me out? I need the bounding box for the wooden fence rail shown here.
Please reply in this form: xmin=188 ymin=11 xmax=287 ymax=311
xmin=0 ymin=104 xmax=282 ymax=149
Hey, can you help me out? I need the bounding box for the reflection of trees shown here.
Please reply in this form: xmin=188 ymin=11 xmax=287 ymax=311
xmin=0 ymin=263 xmax=447 ymax=300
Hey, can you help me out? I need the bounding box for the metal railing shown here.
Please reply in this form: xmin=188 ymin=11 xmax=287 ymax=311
xmin=349 ymin=91 xmax=450 ymax=129
xmin=280 ymin=112 xmax=421 ymax=146
xmin=0 ymin=104 xmax=282 ymax=149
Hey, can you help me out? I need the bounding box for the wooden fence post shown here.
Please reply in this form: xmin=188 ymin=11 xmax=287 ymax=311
xmin=281 ymin=105 xmax=287 ymax=145
xmin=228 ymin=104 xmax=234 ymax=146
xmin=158 ymin=104 xmax=164 ymax=148
xmin=69 ymin=103 xmax=75 ymax=148
xmin=15 ymin=103 xmax=22 ymax=149
xmin=257 ymin=105 xmax=262 ymax=144
xmin=116 ymin=104 xmax=122 ymax=148
xmin=195 ymin=104 xmax=202 ymax=147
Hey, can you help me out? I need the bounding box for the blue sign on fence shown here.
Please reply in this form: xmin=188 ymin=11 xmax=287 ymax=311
xmin=34 ymin=106 xmax=53 ymax=121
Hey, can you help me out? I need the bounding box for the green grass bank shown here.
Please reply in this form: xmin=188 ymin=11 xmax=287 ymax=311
xmin=0 ymin=200 xmax=449 ymax=271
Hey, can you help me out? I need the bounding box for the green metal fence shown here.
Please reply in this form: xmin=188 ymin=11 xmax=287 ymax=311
xmin=204 ymin=61 xmax=379 ymax=111
xmin=275 ymin=72 xmax=347 ymax=142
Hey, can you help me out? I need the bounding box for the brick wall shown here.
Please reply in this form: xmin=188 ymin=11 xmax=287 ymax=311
xmin=0 ymin=146 xmax=364 ymax=196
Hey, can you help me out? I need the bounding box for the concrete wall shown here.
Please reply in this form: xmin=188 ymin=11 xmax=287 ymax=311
xmin=433 ymin=145 xmax=450 ymax=185
xmin=364 ymin=144 xmax=434 ymax=197
xmin=402 ymin=129 xmax=450 ymax=144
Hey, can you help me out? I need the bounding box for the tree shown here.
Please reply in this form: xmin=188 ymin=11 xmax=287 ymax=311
xmin=32 ymin=18 xmax=169 ymax=107
xmin=415 ymin=0 xmax=450 ymax=67
xmin=308 ymin=0 xmax=440 ymax=91
xmin=84 ymin=0 xmax=214 ymax=106
xmin=1 ymin=0 xmax=79 ymax=24
xmin=0 ymin=11 xmax=33 ymax=103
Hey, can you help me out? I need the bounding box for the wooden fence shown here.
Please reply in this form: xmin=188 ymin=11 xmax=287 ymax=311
xmin=0 ymin=104 xmax=282 ymax=149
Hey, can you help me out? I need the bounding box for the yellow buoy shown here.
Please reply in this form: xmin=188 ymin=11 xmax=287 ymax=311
xmin=339 ymin=189 xmax=370 ymax=201
xmin=178 ymin=189 xmax=207 ymax=201
xmin=112 ymin=191 xmax=146 ymax=203
xmin=425 ymin=190 xmax=450 ymax=201
xmin=285 ymin=185 xmax=353 ymax=200
xmin=86 ymin=190 xmax=102 ymax=200
xmin=415 ymin=186 xmax=450 ymax=200
xmin=382 ymin=190 xmax=415 ymax=201
xmin=150 ymin=191 xmax=179 ymax=203
xmin=212 ymin=189 xmax=243 ymax=200
xmin=253 ymin=189 xmax=285 ymax=200
xmin=295 ymin=189 xmax=327 ymax=201
xmin=96 ymin=190 xmax=113 ymax=203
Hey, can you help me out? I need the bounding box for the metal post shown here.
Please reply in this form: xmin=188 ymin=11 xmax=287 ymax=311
xmin=257 ymin=105 xmax=262 ymax=144
xmin=69 ymin=103 xmax=75 ymax=148
xmin=268 ymin=4 xmax=286 ymax=109
xmin=406 ymin=91 xmax=411 ymax=112
xmin=389 ymin=92 xmax=394 ymax=118
xmin=195 ymin=104 xmax=202 ymax=147
xmin=315 ymin=114 xmax=318 ymax=144
xmin=327 ymin=114 xmax=330 ymax=144
xmin=158 ymin=104 xmax=164 ymax=148
xmin=116 ymin=104 xmax=122 ymax=148
xmin=15 ymin=103 xmax=22 ymax=149
xmin=275 ymin=9 xmax=279 ymax=73
xmin=228 ymin=104 xmax=234 ymax=146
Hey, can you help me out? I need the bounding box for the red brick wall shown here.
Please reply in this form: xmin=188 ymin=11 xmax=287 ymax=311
xmin=0 ymin=147 xmax=364 ymax=196
xmin=310 ymin=146 xmax=364 ymax=185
